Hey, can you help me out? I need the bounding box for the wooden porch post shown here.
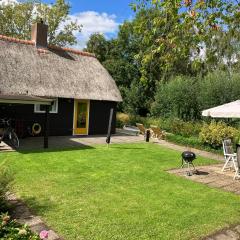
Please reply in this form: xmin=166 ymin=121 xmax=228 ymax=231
xmin=44 ymin=105 xmax=50 ymax=149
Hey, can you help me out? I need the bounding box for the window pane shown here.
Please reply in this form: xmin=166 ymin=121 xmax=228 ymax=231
xmin=34 ymin=99 xmax=58 ymax=113
xmin=40 ymin=105 xmax=45 ymax=111
xmin=77 ymin=102 xmax=87 ymax=128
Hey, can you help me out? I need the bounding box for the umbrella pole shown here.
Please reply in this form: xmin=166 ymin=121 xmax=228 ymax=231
xmin=106 ymin=108 xmax=114 ymax=148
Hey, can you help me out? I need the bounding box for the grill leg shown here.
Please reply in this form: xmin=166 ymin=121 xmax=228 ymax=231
xmin=181 ymin=158 xmax=185 ymax=168
xmin=187 ymin=162 xmax=192 ymax=176
xmin=181 ymin=158 xmax=196 ymax=176
xmin=190 ymin=162 xmax=196 ymax=171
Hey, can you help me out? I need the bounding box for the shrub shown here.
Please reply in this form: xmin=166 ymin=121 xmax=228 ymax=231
xmin=165 ymin=133 xmax=222 ymax=154
xmin=151 ymin=72 xmax=240 ymax=121
xmin=0 ymin=163 xmax=13 ymax=212
xmin=116 ymin=112 xmax=130 ymax=128
xmin=151 ymin=75 xmax=200 ymax=120
xmin=198 ymin=71 xmax=240 ymax=112
xmin=199 ymin=121 xmax=239 ymax=148
xmin=0 ymin=212 xmax=40 ymax=239
xmin=169 ymin=118 xmax=202 ymax=137
xmin=116 ymin=114 xmax=203 ymax=138
xmin=116 ymin=113 xmax=159 ymax=128
xmin=152 ymin=118 xmax=202 ymax=137
xmin=166 ymin=134 xmax=201 ymax=148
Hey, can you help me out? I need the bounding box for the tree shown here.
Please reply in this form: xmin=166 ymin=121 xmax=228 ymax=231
xmin=85 ymin=33 xmax=109 ymax=62
xmin=151 ymin=76 xmax=200 ymax=120
xmin=0 ymin=0 xmax=81 ymax=46
xmin=198 ymin=71 xmax=240 ymax=111
xmin=131 ymin=0 xmax=240 ymax=80
xmin=85 ymin=0 xmax=240 ymax=117
xmin=85 ymin=24 xmax=145 ymax=114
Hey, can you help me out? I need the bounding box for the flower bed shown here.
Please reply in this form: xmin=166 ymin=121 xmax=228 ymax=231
xmin=0 ymin=213 xmax=40 ymax=240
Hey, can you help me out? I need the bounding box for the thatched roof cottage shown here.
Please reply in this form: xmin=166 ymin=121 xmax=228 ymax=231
xmin=0 ymin=22 xmax=122 ymax=146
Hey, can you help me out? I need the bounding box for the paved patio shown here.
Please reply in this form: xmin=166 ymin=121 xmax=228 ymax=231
xmin=168 ymin=164 xmax=240 ymax=195
xmin=1 ymin=134 xmax=144 ymax=151
xmin=0 ymin=141 xmax=13 ymax=152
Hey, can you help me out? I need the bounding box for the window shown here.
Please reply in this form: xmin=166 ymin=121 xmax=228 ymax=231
xmin=34 ymin=99 xmax=58 ymax=114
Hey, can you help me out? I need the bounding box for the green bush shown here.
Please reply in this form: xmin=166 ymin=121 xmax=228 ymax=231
xmin=165 ymin=133 xmax=222 ymax=154
xmin=166 ymin=134 xmax=202 ymax=148
xmin=151 ymin=75 xmax=200 ymax=120
xmin=116 ymin=113 xmax=160 ymax=128
xmin=198 ymin=71 xmax=240 ymax=112
xmin=116 ymin=114 xmax=202 ymax=137
xmin=0 ymin=212 xmax=40 ymax=239
xmin=0 ymin=163 xmax=13 ymax=212
xmin=116 ymin=113 xmax=130 ymax=128
xmin=150 ymin=118 xmax=202 ymax=137
xmin=199 ymin=121 xmax=239 ymax=148
xmin=168 ymin=118 xmax=202 ymax=137
xmin=151 ymin=72 xmax=240 ymax=121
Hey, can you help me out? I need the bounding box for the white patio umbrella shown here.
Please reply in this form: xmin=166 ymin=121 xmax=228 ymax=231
xmin=202 ymin=100 xmax=240 ymax=118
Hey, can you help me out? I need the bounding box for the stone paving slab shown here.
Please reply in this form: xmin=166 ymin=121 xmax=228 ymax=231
xmin=15 ymin=134 xmax=144 ymax=151
xmin=7 ymin=193 xmax=63 ymax=240
xmin=203 ymin=226 xmax=240 ymax=240
xmin=168 ymin=164 xmax=240 ymax=194
xmin=0 ymin=141 xmax=14 ymax=152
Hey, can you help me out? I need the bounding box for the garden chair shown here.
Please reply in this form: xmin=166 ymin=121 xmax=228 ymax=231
xmin=222 ymin=139 xmax=237 ymax=172
xmin=234 ymin=151 xmax=240 ymax=180
xmin=136 ymin=123 xmax=146 ymax=135
xmin=150 ymin=125 xmax=165 ymax=139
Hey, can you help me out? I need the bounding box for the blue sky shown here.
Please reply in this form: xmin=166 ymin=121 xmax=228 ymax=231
xmin=44 ymin=0 xmax=134 ymax=48
xmin=1 ymin=0 xmax=134 ymax=48
xmin=69 ymin=0 xmax=133 ymax=22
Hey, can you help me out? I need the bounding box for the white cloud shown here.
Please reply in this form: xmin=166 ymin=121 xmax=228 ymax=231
xmin=68 ymin=11 xmax=119 ymax=49
xmin=0 ymin=0 xmax=17 ymax=5
xmin=0 ymin=0 xmax=119 ymax=50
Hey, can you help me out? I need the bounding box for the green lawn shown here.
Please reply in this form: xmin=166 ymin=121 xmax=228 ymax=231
xmin=2 ymin=143 xmax=240 ymax=240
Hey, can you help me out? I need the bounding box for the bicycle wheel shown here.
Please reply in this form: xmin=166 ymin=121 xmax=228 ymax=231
xmin=8 ymin=131 xmax=19 ymax=148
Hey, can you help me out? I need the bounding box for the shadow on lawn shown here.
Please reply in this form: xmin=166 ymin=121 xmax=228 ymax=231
xmin=110 ymin=146 xmax=146 ymax=150
xmin=15 ymin=136 xmax=95 ymax=154
xmin=24 ymin=196 xmax=57 ymax=216
xmin=9 ymin=195 xmax=57 ymax=221
xmin=17 ymin=145 xmax=95 ymax=154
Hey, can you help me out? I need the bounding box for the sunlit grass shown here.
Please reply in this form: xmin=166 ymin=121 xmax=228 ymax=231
xmin=2 ymin=143 xmax=240 ymax=240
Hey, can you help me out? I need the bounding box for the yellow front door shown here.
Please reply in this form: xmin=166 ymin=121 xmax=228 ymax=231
xmin=74 ymin=100 xmax=89 ymax=135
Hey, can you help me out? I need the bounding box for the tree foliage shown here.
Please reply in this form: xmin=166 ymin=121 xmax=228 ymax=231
xmin=151 ymin=75 xmax=200 ymax=120
xmin=152 ymin=71 xmax=240 ymax=120
xmin=86 ymin=1 xmax=240 ymax=116
xmin=85 ymin=33 xmax=108 ymax=62
xmin=131 ymin=0 xmax=240 ymax=79
xmin=0 ymin=0 xmax=81 ymax=46
xmin=4 ymin=0 xmax=238 ymax=117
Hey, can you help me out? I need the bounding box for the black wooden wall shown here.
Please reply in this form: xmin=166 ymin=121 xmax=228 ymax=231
xmin=88 ymin=100 xmax=117 ymax=135
xmin=0 ymin=98 xmax=74 ymax=137
xmin=0 ymin=98 xmax=117 ymax=137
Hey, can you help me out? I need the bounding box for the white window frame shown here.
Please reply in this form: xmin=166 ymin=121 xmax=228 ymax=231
xmin=34 ymin=98 xmax=58 ymax=114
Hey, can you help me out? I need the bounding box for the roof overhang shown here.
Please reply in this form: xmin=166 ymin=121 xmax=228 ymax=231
xmin=0 ymin=94 xmax=53 ymax=105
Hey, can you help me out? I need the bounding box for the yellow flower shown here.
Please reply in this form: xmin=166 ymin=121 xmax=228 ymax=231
xmin=2 ymin=215 xmax=10 ymax=222
xmin=1 ymin=220 xmax=7 ymax=226
xmin=18 ymin=229 xmax=27 ymax=235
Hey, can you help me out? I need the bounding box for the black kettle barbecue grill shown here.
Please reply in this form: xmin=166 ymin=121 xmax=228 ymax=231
xmin=181 ymin=151 xmax=196 ymax=176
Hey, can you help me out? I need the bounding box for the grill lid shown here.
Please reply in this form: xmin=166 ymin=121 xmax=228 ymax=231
xmin=182 ymin=151 xmax=196 ymax=162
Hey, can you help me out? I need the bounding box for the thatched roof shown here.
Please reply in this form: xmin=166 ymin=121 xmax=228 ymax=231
xmin=0 ymin=36 xmax=122 ymax=102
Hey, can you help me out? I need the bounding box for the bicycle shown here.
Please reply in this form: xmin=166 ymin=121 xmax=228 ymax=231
xmin=0 ymin=119 xmax=19 ymax=148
